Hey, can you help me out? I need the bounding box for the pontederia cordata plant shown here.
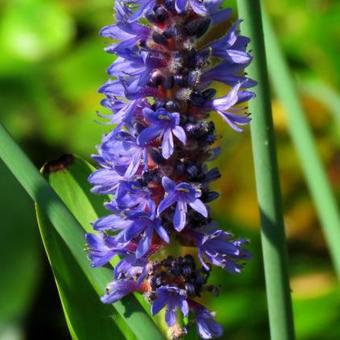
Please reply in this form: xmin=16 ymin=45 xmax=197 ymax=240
xmin=86 ymin=0 xmax=255 ymax=338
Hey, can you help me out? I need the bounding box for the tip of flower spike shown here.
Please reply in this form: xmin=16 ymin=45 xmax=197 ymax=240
xmin=42 ymin=154 xmax=75 ymax=174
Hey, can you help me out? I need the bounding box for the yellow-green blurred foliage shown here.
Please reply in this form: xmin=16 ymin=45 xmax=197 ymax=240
xmin=0 ymin=0 xmax=339 ymax=339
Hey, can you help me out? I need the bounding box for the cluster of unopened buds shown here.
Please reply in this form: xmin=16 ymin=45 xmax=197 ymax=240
xmin=86 ymin=0 xmax=255 ymax=338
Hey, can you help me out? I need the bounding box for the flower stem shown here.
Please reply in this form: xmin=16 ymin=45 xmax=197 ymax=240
xmin=236 ymin=1 xmax=295 ymax=339
xmin=261 ymin=8 xmax=340 ymax=278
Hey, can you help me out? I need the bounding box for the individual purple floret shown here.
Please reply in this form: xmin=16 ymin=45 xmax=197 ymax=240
xmin=151 ymin=285 xmax=189 ymax=326
xmin=85 ymin=233 xmax=121 ymax=267
xmin=158 ymin=177 xmax=207 ymax=231
xmin=194 ymin=229 xmax=250 ymax=272
xmin=101 ymin=279 xmax=139 ymax=304
xmin=122 ymin=213 xmax=170 ymax=258
xmin=138 ymin=108 xmax=187 ymax=159
xmin=87 ymin=0 xmax=255 ymax=338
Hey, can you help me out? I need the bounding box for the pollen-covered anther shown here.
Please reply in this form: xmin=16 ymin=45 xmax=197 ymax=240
xmin=175 ymin=87 xmax=192 ymax=101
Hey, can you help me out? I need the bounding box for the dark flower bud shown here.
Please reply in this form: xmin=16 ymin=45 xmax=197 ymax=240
xmin=155 ymin=6 xmax=168 ymax=22
xmin=185 ymin=17 xmax=211 ymax=38
xmin=186 ymin=49 xmax=198 ymax=68
xmin=182 ymin=265 xmax=192 ymax=277
xmin=185 ymin=283 xmax=196 ymax=296
xmin=154 ymin=100 xmax=166 ymax=109
xmin=164 ymin=0 xmax=175 ymax=11
xmin=174 ymin=74 xmax=188 ymax=87
xmin=205 ymin=168 xmax=221 ymax=182
xmin=162 ymin=75 xmax=174 ymax=89
xmin=150 ymin=148 xmax=166 ymax=165
xmin=204 ymin=191 xmax=220 ymax=202
xmin=145 ymin=12 xmax=157 ymax=23
xmin=165 ymin=100 xmax=179 ymax=112
xmin=190 ymin=92 xmax=206 ymax=106
xmin=152 ymin=31 xmax=168 ymax=46
xmin=176 ymin=163 xmax=186 ymax=176
xmin=184 ymin=254 xmax=195 ymax=265
xmin=186 ymin=164 xmax=199 ymax=178
xmin=149 ymin=71 xmax=164 ymax=87
xmin=202 ymin=88 xmax=217 ymax=100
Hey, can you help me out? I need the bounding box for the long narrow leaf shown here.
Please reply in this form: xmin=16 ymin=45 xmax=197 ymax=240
xmin=261 ymin=8 xmax=340 ymax=278
xmin=0 ymin=124 xmax=164 ymax=340
xmin=36 ymin=205 xmax=135 ymax=340
xmin=236 ymin=2 xmax=295 ymax=340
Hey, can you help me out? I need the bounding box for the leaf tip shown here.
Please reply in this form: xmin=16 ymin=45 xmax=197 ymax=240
xmin=42 ymin=154 xmax=75 ymax=174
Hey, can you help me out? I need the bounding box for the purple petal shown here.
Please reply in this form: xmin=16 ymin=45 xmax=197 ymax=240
xmin=216 ymin=111 xmax=250 ymax=132
xmin=175 ymin=0 xmax=188 ymax=13
xmin=162 ymin=176 xmax=176 ymax=192
xmin=210 ymin=8 xmax=232 ymax=24
xmin=189 ymin=199 xmax=208 ymax=217
xmin=128 ymin=0 xmax=155 ymax=22
xmin=173 ymin=201 xmax=187 ymax=231
xmin=165 ymin=308 xmax=177 ymax=327
xmin=196 ymin=309 xmax=223 ymax=339
xmin=101 ymin=279 xmax=137 ymax=304
xmin=172 ymin=126 xmax=187 ymax=145
xmin=124 ymin=221 xmax=145 ymax=241
xmin=85 ymin=233 xmax=117 ymax=267
xmin=161 ymin=129 xmax=174 ymax=159
xmin=136 ymin=227 xmax=153 ymax=258
xmin=137 ymin=126 xmax=161 ymax=146
xmin=155 ymin=224 xmax=170 ymax=243
xmin=198 ymin=249 xmax=210 ymax=270
xmin=211 ymin=83 xmax=241 ymax=111
xmin=93 ymin=214 xmax=131 ymax=231
xmin=157 ymin=192 xmax=177 ymax=215
xmin=151 ymin=293 xmax=168 ymax=315
xmin=181 ymin=299 xmax=189 ymax=317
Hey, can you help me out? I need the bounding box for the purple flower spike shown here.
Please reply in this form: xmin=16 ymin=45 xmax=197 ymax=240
xmin=88 ymin=0 xmax=255 ymax=337
xmin=151 ymin=286 xmax=189 ymax=326
xmin=158 ymin=177 xmax=207 ymax=231
xmin=138 ymin=108 xmax=187 ymax=159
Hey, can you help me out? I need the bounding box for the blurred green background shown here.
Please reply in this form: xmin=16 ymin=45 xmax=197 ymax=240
xmin=0 ymin=0 xmax=339 ymax=339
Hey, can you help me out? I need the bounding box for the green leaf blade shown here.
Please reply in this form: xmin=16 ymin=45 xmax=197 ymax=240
xmin=36 ymin=205 xmax=133 ymax=340
xmin=0 ymin=124 xmax=164 ymax=340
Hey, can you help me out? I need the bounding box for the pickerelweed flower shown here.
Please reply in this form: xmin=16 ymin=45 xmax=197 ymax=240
xmin=87 ymin=0 xmax=255 ymax=338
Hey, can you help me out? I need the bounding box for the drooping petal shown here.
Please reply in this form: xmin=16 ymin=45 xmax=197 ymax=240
xmin=161 ymin=129 xmax=174 ymax=159
xmin=151 ymin=292 xmax=168 ymax=315
xmin=157 ymin=192 xmax=177 ymax=215
xmin=136 ymin=226 xmax=153 ymax=258
xmin=85 ymin=233 xmax=118 ymax=267
xmin=162 ymin=176 xmax=176 ymax=192
xmin=93 ymin=214 xmax=131 ymax=231
xmin=101 ymin=279 xmax=138 ymax=304
xmin=173 ymin=201 xmax=187 ymax=231
xmin=175 ymin=0 xmax=188 ymax=13
xmin=172 ymin=126 xmax=187 ymax=145
xmin=155 ymin=224 xmax=170 ymax=243
xmin=165 ymin=308 xmax=177 ymax=327
xmin=196 ymin=308 xmax=223 ymax=339
xmin=137 ymin=126 xmax=161 ymax=146
xmin=189 ymin=199 xmax=208 ymax=217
